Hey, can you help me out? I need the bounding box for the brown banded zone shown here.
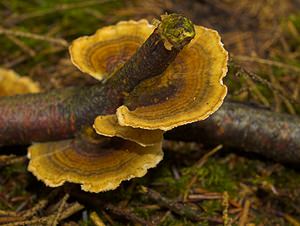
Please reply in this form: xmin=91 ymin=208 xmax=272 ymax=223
xmin=85 ymin=37 xmax=145 ymax=76
xmin=69 ymin=20 xmax=154 ymax=81
xmin=116 ymin=26 xmax=228 ymax=131
xmin=28 ymin=138 xmax=163 ymax=192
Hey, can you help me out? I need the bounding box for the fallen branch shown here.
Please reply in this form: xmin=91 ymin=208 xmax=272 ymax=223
xmin=166 ymin=101 xmax=300 ymax=164
xmin=0 ymin=15 xmax=299 ymax=165
xmin=0 ymin=14 xmax=194 ymax=145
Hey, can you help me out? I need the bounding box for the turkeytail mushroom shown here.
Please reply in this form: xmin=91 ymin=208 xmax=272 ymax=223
xmin=115 ymin=25 xmax=228 ymax=130
xmin=0 ymin=14 xmax=195 ymax=145
xmin=0 ymin=68 xmax=40 ymax=96
xmin=26 ymin=14 xmax=200 ymax=192
xmin=94 ymin=115 xmax=164 ymax=147
xmin=0 ymin=14 xmax=229 ymax=192
xmin=28 ymin=128 xmax=163 ymax=193
xmin=69 ymin=20 xmax=154 ymax=81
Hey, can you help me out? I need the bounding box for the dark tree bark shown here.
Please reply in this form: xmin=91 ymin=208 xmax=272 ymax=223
xmin=166 ymin=101 xmax=300 ymax=164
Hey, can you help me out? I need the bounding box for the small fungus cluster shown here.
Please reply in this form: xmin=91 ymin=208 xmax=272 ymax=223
xmin=0 ymin=68 xmax=40 ymax=96
xmin=28 ymin=18 xmax=228 ymax=193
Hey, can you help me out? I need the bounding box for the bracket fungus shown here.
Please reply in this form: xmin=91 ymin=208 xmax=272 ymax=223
xmin=0 ymin=68 xmax=40 ymax=96
xmin=69 ymin=20 xmax=155 ymax=81
xmin=116 ymin=26 xmax=228 ymax=130
xmin=28 ymin=128 xmax=163 ymax=192
xmin=27 ymin=14 xmax=228 ymax=193
xmin=77 ymin=20 xmax=228 ymax=131
xmin=94 ymin=115 xmax=164 ymax=147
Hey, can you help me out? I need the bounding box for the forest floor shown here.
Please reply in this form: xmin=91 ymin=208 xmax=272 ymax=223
xmin=0 ymin=0 xmax=300 ymax=225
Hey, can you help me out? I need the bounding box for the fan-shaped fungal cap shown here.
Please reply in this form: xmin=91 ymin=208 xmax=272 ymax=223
xmin=116 ymin=26 xmax=228 ymax=130
xmin=94 ymin=114 xmax=163 ymax=147
xmin=28 ymin=135 xmax=163 ymax=193
xmin=69 ymin=20 xmax=154 ymax=81
xmin=0 ymin=68 xmax=40 ymax=96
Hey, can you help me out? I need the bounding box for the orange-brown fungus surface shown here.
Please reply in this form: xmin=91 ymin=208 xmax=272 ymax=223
xmin=29 ymin=18 xmax=227 ymax=193
xmin=28 ymin=136 xmax=163 ymax=193
xmin=117 ymin=26 xmax=228 ymax=130
xmin=94 ymin=114 xmax=163 ymax=147
xmin=69 ymin=20 xmax=154 ymax=81
xmin=0 ymin=68 xmax=40 ymax=96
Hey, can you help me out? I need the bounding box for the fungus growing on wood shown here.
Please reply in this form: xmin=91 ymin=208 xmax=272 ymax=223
xmin=69 ymin=17 xmax=227 ymax=131
xmin=25 ymin=14 xmax=196 ymax=192
xmin=116 ymin=26 xmax=228 ymax=130
xmin=0 ymin=14 xmax=195 ymax=146
xmin=94 ymin=114 xmax=163 ymax=147
xmin=0 ymin=68 xmax=40 ymax=96
xmin=24 ymin=14 xmax=228 ymax=193
xmin=28 ymin=129 xmax=163 ymax=193
xmin=69 ymin=20 xmax=155 ymax=80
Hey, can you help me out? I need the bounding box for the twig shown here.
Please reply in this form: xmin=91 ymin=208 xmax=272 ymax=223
xmin=0 ymin=216 xmax=26 ymax=225
xmin=182 ymin=175 xmax=197 ymax=202
xmin=244 ymin=75 xmax=270 ymax=107
xmin=222 ymin=191 xmax=231 ymax=226
xmin=0 ymin=155 xmax=27 ymax=167
xmin=1 ymin=218 xmax=46 ymax=226
xmin=2 ymin=55 xmax=28 ymax=68
xmin=0 ymin=26 xmax=68 ymax=47
xmin=1 ymin=202 xmax=83 ymax=226
xmin=271 ymin=75 xmax=296 ymax=115
xmin=140 ymin=186 xmax=223 ymax=223
xmin=293 ymin=76 xmax=300 ymax=100
xmin=234 ymin=63 xmax=300 ymax=105
xmin=90 ymin=212 xmax=106 ymax=226
xmin=0 ymin=195 xmax=13 ymax=209
xmin=234 ymin=55 xmax=300 ymax=74
xmin=2 ymin=45 xmax=65 ymax=68
xmin=157 ymin=210 xmax=171 ymax=224
xmin=188 ymin=194 xmax=222 ymax=201
xmin=105 ymin=203 xmax=154 ymax=226
xmin=282 ymin=213 xmax=300 ymax=226
xmin=50 ymin=194 xmax=69 ymax=226
xmin=196 ymin=144 xmax=223 ymax=168
xmin=4 ymin=0 xmax=115 ymax=25
xmin=59 ymin=202 xmax=84 ymax=220
xmin=140 ymin=186 xmax=203 ymax=222
xmin=183 ymin=145 xmax=223 ymax=201
xmin=265 ymin=208 xmax=300 ymax=226
xmin=5 ymin=35 xmax=36 ymax=57
xmin=238 ymin=200 xmax=251 ymax=226
xmin=0 ymin=210 xmax=18 ymax=217
xmin=101 ymin=211 xmax=115 ymax=225
xmin=268 ymin=72 xmax=283 ymax=112
xmin=20 ymin=199 xmax=48 ymax=218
